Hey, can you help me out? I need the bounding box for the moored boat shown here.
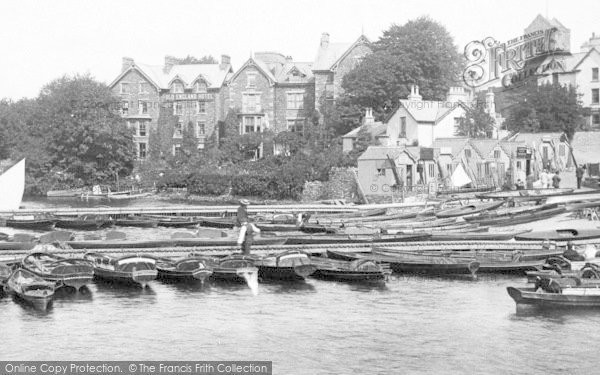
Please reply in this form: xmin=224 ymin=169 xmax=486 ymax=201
xmin=464 ymin=205 xmax=566 ymax=227
xmin=254 ymin=250 xmax=317 ymax=281
xmin=435 ymin=201 xmax=504 ymax=218
xmin=515 ymin=228 xmax=600 ymax=242
xmin=46 ymin=188 xmax=88 ymax=197
xmin=284 ymin=233 xmax=429 ymax=245
xmin=83 ymin=253 xmax=157 ymax=287
xmin=114 ymin=216 xmax=159 ymax=228
xmin=55 ymin=215 xmax=111 ymax=230
xmin=198 ymin=217 xmax=236 ymax=229
xmin=5 ymin=268 xmax=55 ymax=310
xmin=21 ymin=252 xmax=94 ymax=290
xmin=191 ymin=255 xmax=257 ymax=283
xmin=66 ymin=235 xmax=286 ymax=249
xmin=476 ymin=188 xmax=573 ymax=200
xmin=156 ymin=257 xmax=213 ymax=282
xmin=6 ymin=215 xmax=57 ymax=231
xmin=311 ymin=257 xmax=390 ymax=282
xmin=507 ymin=276 xmax=600 ymax=309
xmin=155 ymin=216 xmax=200 ymax=228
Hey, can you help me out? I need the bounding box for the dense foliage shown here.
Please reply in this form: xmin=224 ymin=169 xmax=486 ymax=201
xmin=502 ymin=82 xmax=586 ymax=141
xmin=456 ymin=94 xmax=496 ymax=138
xmin=0 ymin=75 xmax=135 ymax=194
xmin=173 ymin=55 xmax=219 ymax=64
xmin=327 ymin=16 xmax=464 ymax=137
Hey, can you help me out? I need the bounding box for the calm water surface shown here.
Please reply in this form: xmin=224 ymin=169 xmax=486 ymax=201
xmin=1 ymin=198 xmax=600 ymax=373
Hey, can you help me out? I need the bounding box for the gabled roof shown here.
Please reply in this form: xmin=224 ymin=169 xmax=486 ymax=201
xmin=571 ymin=131 xmax=600 ymax=164
xmin=505 ymin=132 xmax=568 ymax=145
xmin=469 ymin=139 xmax=501 ymax=158
xmin=431 ymin=138 xmax=473 ymax=158
xmin=227 ymin=57 xmax=277 ymax=86
xmin=313 ymin=35 xmax=370 ymax=71
xmin=357 ymin=146 xmax=418 ymax=161
xmin=342 ymin=122 xmax=387 ymax=139
xmin=110 ymin=61 xmax=232 ymax=90
xmin=275 ymin=61 xmax=314 ymax=83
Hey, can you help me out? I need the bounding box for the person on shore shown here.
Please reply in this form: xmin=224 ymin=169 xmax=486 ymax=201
xmin=526 ymin=174 xmax=534 ymax=189
xmin=552 ymin=171 xmax=561 ymax=188
xmin=236 ymin=199 xmax=251 ymax=254
xmin=576 ymin=165 xmax=586 ymax=189
xmin=515 ymin=179 xmax=525 ymax=190
xmin=540 ymin=169 xmax=549 ymax=189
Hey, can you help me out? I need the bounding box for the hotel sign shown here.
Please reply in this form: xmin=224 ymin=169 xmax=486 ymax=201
xmin=163 ymin=93 xmax=214 ymax=101
xmin=516 ymin=147 xmax=532 ymax=159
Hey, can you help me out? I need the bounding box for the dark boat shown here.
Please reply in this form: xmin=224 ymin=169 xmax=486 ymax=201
xmin=193 ymin=255 xmax=257 ymax=283
xmin=428 ymin=230 xmax=529 ymax=242
xmin=299 ymin=224 xmax=338 ymax=234
xmin=254 ymin=250 xmax=317 ymax=281
xmin=83 ymin=253 xmax=157 ymax=287
xmin=114 ymin=216 xmax=159 ymax=228
xmin=155 ymin=217 xmax=200 ymax=228
xmin=156 ymin=257 xmax=213 ymax=282
xmin=312 ymin=257 xmax=390 ymax=282
xmin=6 ymin=215 xmax=57 ymax=231
xmin=476 ymin=188 xmax=574 ymax=200
xmin=0 ymin=263 xmax=11 ymax=291
xmin=66 ymin=236 xmax=287 ymax=249
xmin=507 ymin=276 xmax=600 ymax=309
xmin=284 ymin=233 xmax=429 ymax=245
xmin=464 ymin=206 xmax=566 ymax=227
xmin=525 ymin=258 xmax=600 ymax=283
xmin=256 ymin=223 xmax=301 ymax=232
xmin=0 ymin=241 xmax=37 ymax=251
xmin=55 ymin=215 xmax=111 ymax=230
xmin=21 ymin=252 xmax=94 ymax=290
xmin=515 ymin=228 xmax=600 ymax=242
xmin=435 ymin=201 xmax=505 ymax=218
xmin=327 ymin=250 xmax=480 ymax=277
xmin=5 ymin=268 xmax=55 ymax=310
xmin=198 ymin=217 xmax=236 ymax=229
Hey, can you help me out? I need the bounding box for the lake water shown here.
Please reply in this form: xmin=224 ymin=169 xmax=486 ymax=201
xmin=1 ymin=198 xmax=600 ymax=373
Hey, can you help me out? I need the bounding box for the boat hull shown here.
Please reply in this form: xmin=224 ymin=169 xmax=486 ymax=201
xmin=258 ymin=265 xmax=317 ymax=281
xmin=435 ymin=201 xmax=504 ymax=218
xmin=93 ymin=268 xmax=157 ymax=287
xmin=507 ymin=286 xmax=600 ymax=308
xmin=6 ymin=219 xmax=56 ymax=231
xmin=67 ymin=237 xmax=287 ymax=249
xmin=311 ymin=269 xmax=386 ymax=282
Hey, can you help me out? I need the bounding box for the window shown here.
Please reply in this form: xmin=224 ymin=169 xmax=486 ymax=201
xmin=173 ymin=144 xmax=182 ymax=156
xmin=139 ymin=101 xmax=148 ymax=115
xmin=120 ymin=83 xmax=129 ymax=94
xmin=243 ymin=116 xmax=262 ymax=133
xmin=195 ymin=81 xmax=207 ymax=93
xmin=286 ymin=92 xmax=304 ymax=110
xmin=593 ymin=68 xmax=599 ymax=81
xmin=247 ymin=73 xmax=256 ymax=88
xmin=516 ymin=161 xmax=522 ymax=169
xmin=121 ymin=101 xmax=129 ymax=115
xmin=174 ymin=122 xmax=183 ymax=138
xmin=559 ymin=144 xmax=566 ymax=157
xmin=593 ymin=114 xmax=600 ymax=126
xmin=454 ymin=117 xmax=461 ymax=131
xmin=446 ymin=164 xmax=453 ymax=174
xmin=400 ymin=117 xmax=407 ymax=138
xmin=173 ymin=102 xmax=183 ymax=116
xmin=464 ymin=148 xmax=471 ymax=158
xmin=138 ymin=142 xmax=147 ymax=159
xmin=593 ymin=89 xmax=599 ymax=104
xmin=287 ymin=118 xmax=304 ymax=133
xmin=242 ymin=94 xmax=260 ymax=113
xmin=197 ymin=142 xmax=205 ymax=150
xmin=196 ymin=121 xmax=205 ymax=137
xmin=171 ymin=82 xmax=184 ymax=93
xmin=138 ymin=121 xmax=147 ymax=137
xmin=493 ymin=149 xmax=501 ymax=159
xmin=139 ymin=83 xmax=149 ymax=94
xmin=428 ymin=164 xmax=435 ymax=178
xmin=485 ymin=163 xmax=490 ymax=175
xmin=196 ymin=101 xmax=206 ymax=114
xmin=376 ymin=169 xmax=386 ymax=176
xmin=552 ymin=73 xmax=559 ymax=85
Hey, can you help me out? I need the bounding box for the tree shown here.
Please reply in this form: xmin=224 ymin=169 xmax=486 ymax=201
xmin=38 ymin=74 xmax=135 ymax=184
xmin=174 ymin=55 xmax=218 ymax=64
xmin=332 ymin=16 xmax=464 ymax=135
xmin=503 ymin=82 xmax=586 ymax=140
xmin=456 ymin=98 xmax=496 ymax=138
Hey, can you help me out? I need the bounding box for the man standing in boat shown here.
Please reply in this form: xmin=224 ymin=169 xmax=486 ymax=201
xmin=236 ymin=199 xmax=259 ymax=254
xmin=576 ymin=165 xmax=586 ymax=189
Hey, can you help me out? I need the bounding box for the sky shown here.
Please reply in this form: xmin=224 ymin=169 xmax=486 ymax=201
xmin=1 ymin=0 xmax=599 ymax=100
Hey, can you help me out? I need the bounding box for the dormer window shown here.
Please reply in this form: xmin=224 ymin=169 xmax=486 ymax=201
xmin=171 ymin=81 xmax=184 ymax=93
xmin=195 ymin=81 xmax=207 ymax=93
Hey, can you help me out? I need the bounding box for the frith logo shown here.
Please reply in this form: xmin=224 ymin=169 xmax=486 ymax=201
xmin=463 ymin=27 xmax=570 ymax=89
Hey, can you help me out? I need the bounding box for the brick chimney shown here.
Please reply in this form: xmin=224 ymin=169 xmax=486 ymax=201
xmin=122 ymin=57 xmax=134 ymax=72
xmin=164 ymin=55 xmax=178 ymax=73
xmin=364 ymin=108 xmax=374 ymax=125
xmin=220 ymin=54 xmax=231 ymax=70
xmin=407 ymin=85 xmax=422 ymax=101
xmin=320 ymin=32 xmax=330 ymax=48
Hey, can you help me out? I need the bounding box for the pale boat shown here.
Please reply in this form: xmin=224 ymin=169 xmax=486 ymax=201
xmin=0 ymin=159 xmax=25 ymax=211
xmin=546 ymin=190 xmax=600 ymax=205
xmin=84 ymin=253 xmax=158 ymax=287
xmin=476 ymin=188 xmax=573 ymax=200
xmin=5 ymin=268 xmax=55 ymax=310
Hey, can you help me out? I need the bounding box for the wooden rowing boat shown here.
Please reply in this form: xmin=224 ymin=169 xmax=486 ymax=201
xmin=311 ymin=257 xmax=390 ymax=282
xmin=67 ymin=236 xmax=286 ymax=249
xmin=156 ymin=257 xmax=213 ymax=282
xmin=6 ymin=215 xmax=56 ymax=231
xmin=476 ymin=188 xmax=573 ymax=200
xmin=253 ymin=250 xmax=317 ymax=281
xmin=508 ymin=276 xmax=600 ymax=308
xmin=83 ymin=253 xmax=157 ymax=287
xmin=515 ymin=228 xmax=600 ymax=242
xmin=435 ymin=201 xmax=505 ymax=218
xmin=55 ymin=215 xmax=112 ymax=230
xmin=5 ymin=268 xmax=55 ymax=310
xmin=21 ymin=252 xmax=94 ymax=290
xmin=283 ymin=233 xmax=429 ymax=245
xmin=464 ymin=204 xmax=566 ymax=227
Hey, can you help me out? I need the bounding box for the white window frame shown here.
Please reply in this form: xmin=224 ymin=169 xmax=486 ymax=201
xmin=138 ymin=121 xmax=147 ymax=137
xmin=196 ymin=121 xmax=205 ymax=137
xmin=171 ymin=82 xmax=184 ymax=94
xmin=286 ymin=92 xmax=304 ymax=110
xmin=138 ymin=142 xmax=147 ymax=159
xmin=173 ymin=102 xmax=183 ymax=116
xmin=120 ymin=83 xmax=129 ymax=95
xmin=121 ymin=101 xmax=129 ymax=115
xmin=247 ymin=73 xmax=257 ymax=88
xmin=196 ymin=101 xmax=206 ymax=114
xmin=242 ymin=93 xmax=261 ymax=113
xmin=174 ymin=122 xmax=183 ymax=138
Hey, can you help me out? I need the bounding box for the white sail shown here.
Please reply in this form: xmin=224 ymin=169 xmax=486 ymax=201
xmin=450 ymin=163 xmax=472 ymax=188
xmin=0 ymin=159 xmax=25 ymax=211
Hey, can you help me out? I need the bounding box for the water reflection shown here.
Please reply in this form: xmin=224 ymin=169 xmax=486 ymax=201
xmin=93 ymin=282 xmax=157 ymax=302
xmin=12 ymin=295 xmax=54 ymax=316
xmin=159 ymin=279 xmax=210 ymax=294
xmin=346 ymin=281 xmax=389 ymax=293
xmin=264 ymin=280 xmax=316 ymax=294
xmin=511 ymin=305 xmax=600 ymax=321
